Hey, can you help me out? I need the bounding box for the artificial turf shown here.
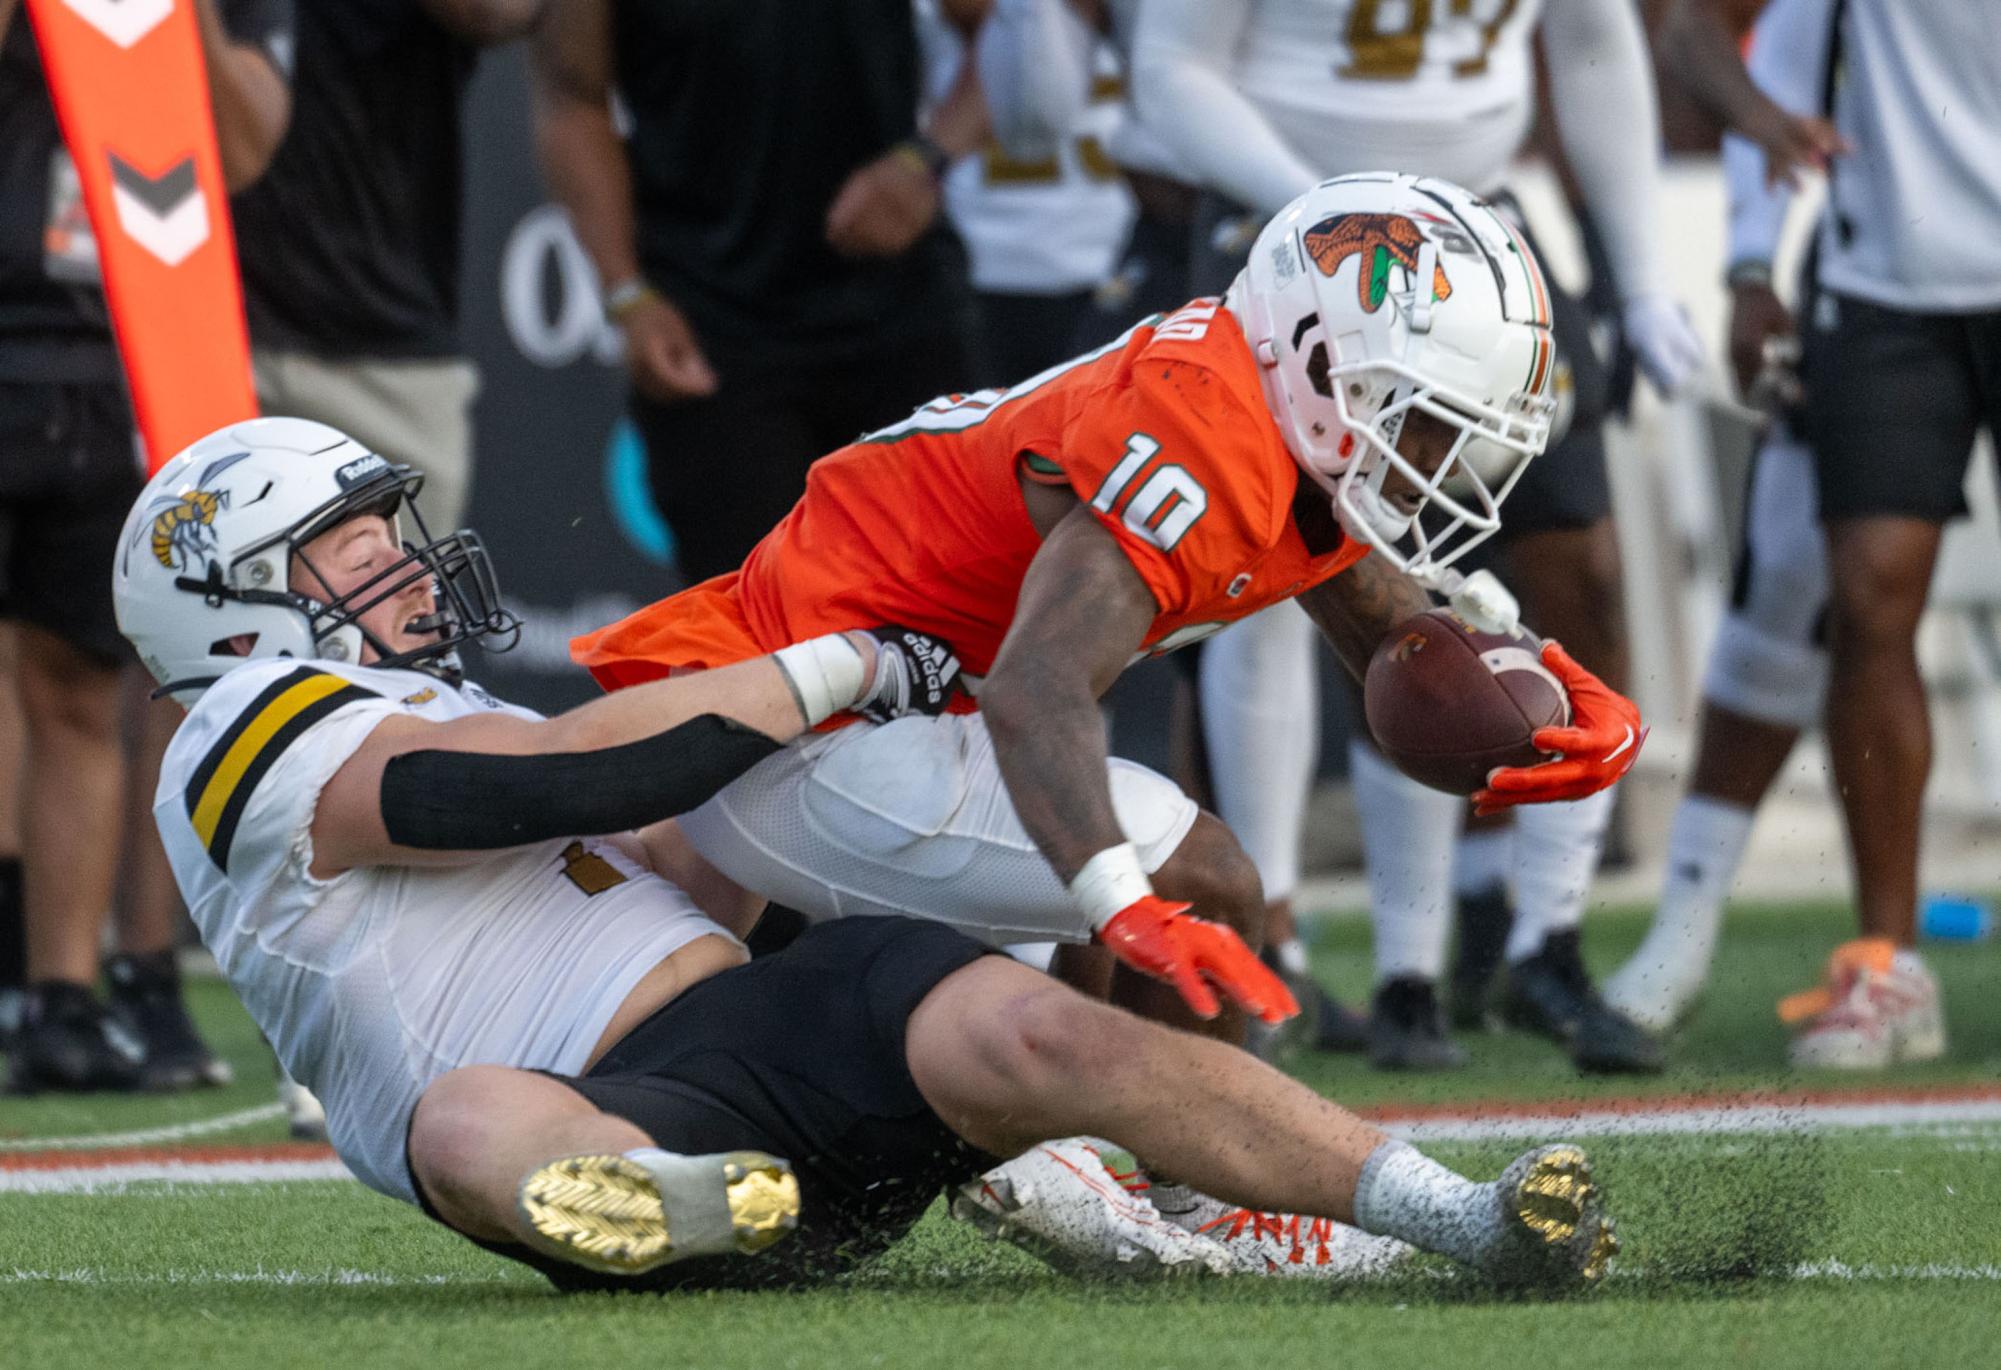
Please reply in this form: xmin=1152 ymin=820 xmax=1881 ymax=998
xmin=3 ymin=899 xmax=1997 ymax=1370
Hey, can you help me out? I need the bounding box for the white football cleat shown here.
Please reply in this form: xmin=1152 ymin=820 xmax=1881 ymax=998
xmin=1784 ymin=940 xmax=1946 ymax=1071
xmin=1603 ymin=923 xmax=1717 ymax=1033
xmin=277 ymin=1068 xmax=328 ymax=1142
xmin=950 ymin=1139 xmax=1234 ymax=1279
xmin=1151 ymin=1187 xmax=1414 ymax=1280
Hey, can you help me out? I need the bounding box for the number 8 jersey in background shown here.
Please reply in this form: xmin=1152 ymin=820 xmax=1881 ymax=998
xmin=572 ymin=301 xmax=1370 ymax=695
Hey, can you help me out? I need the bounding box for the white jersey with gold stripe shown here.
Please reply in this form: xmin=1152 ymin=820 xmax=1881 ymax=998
xmin=155 ymin=658 xmax=731 ymax=1204
xmin=1250 ymin=0 xmax=1542 ymax=187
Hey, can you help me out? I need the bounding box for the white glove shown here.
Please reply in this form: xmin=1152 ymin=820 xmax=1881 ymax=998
xmin=1621 ymin=294 xmax=1706 ymax=398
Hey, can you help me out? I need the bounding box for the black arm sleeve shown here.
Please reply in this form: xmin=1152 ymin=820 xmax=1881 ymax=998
xmin=378 ymin=713 xmax=783 ymax=850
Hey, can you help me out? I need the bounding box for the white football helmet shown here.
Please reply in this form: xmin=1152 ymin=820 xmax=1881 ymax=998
xmin=113 ymin=417 xmax=518 ymax=700
xmin=1226 ymin=172 xmax=1557 ymax=581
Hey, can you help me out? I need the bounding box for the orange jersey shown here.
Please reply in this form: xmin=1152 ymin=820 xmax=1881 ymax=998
xmin=572 ymin=300 xmax=1370 ymax=695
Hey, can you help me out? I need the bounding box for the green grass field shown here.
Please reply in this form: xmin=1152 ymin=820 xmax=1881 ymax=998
xmin=4 ymin=900 xmax=1998 ymax=1370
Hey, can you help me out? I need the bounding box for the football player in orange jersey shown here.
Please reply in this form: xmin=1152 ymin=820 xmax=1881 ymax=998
xmin=573 ymin=174 xmax=1645 ymax=1036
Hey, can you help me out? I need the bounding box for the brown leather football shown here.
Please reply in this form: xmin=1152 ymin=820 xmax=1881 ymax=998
xmin=1363 ymin=608 xmax=1570 ymax=795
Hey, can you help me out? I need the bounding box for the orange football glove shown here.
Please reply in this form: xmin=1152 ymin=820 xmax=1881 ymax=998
xmin=1098 ymin=895 xmax=1300 ymax=1025
xmin=1474 ymin=641 xmax=1647 ymax=815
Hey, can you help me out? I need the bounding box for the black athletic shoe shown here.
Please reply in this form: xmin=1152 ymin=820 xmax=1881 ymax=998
xmin=1449 ymin=886 xmax=1514 ymax=1031
xmin=9 ymin=981 xmax=146 ymax=1093
xmin=1248 ymin=947 xmax=1319 ymax=1062
xmin=1369 ymin=976 xmax=1468 ymax=1072
xmin=106 ymin=951 xmax=234 ymax=1091
xmin=1503 ymin=930 xmax=1665 ymax=1075
xmin=0 ymin=986 xmax=24 ymax=1058
xmin=1312 ymin=982 xmax=1370 ymax=1054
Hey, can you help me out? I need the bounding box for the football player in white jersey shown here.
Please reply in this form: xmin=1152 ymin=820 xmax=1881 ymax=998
xmin=116 ymin=415 xmax=1619 ymax=1290
xmin=1613 ymin=0 xmax=2000 ymax=1069
xmin=920 ymin=0 xmax=1138 ymax=386
xmin=1130 ymin=0 xmax=1703 ymax=1074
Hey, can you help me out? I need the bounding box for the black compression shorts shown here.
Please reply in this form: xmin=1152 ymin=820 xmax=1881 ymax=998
xmin=414 ymin=915 xmax=996 ymax=1292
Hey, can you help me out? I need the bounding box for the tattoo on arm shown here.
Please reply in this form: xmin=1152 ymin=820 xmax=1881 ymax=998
xmin=1297 ymin=554 xmax=1435 ymax=682
xmin=982 ymin=508 xmax=1159 ymax=885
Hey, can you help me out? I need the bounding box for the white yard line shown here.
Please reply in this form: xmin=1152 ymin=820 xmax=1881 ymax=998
xmin=3 ymin=1261 xmax=1997 ymax=1287
xmin=0 ymin=1158 xmax=351 ymax=1193
xmin=1378 ymin=1096 xmax=2001 ymax=1144
xmin=0 ymin=1103 xmax=285 ymax=1153
xmin=2 ymin=1267 xmax=513 ymax=1287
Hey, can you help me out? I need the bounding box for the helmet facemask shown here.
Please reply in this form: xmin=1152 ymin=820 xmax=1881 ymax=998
xmin=176 ymin=466 xmax=519 ymax=685
xmin=1308 ymin=340 xmax=1549 ymax=582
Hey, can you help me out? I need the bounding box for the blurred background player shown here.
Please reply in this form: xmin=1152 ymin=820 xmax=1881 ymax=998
xmin=531 ymin=0 xmax=988 ymax=585
xmin=1603 ymin=0 xmax=1836 ymax=1035
xmin=920 ymin=0 xmax=1136 ymax=387
xmin=232 ymin=0 xmax=550 ymax=536
xmin=0 ymin=0 xmax=291 ymax=1093
xmin=1612 ymin=0 xmax=2001 ymax=1070
xmin=1130 ymin=0 xmax=1704 ymax=1073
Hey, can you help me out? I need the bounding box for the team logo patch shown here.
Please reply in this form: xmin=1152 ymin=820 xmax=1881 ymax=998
xmin=400 ymin=687 xmax=438 ymax=707
xmin=1301 ymin=214 xmax=1452 ymax=314
xmin=135 ymin=450 xmax=253 ymax=572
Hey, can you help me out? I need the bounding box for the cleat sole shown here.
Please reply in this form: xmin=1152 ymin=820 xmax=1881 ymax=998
xmin=520 ymin=1153 xmax=675 ymax=1274
xmin=519 ymin=1150 xmax=798 ymax=1276
xmin=1499 ymin=1144 xmax=1616 ymax=1289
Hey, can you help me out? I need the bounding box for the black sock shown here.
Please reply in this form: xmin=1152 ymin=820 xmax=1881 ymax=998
xmin=0 ymin=856 xmax=23 ymax=992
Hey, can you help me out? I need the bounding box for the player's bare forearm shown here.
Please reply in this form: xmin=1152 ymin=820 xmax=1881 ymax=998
xmin=1658 ymin=0 xmax=1777 ymax=132
xmin=1297 ymin=554 xmax=1435 ymax=682
xmin=530 ymin=0 xmax=640 ymax=289
xmin=420 ymin=0 xmax=548 ymax=45
xmin=194 ymin=0 xmax=291 ymax=191
xmin=983 ymin=508 xmax=1158 ymax=885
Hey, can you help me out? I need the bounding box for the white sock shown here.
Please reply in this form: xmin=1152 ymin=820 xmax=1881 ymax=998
xmin=1352 ymin=1140 xmax=1497 ymax=1267
xmin=1350 ymin=738 xmax=1461 ymax=983
xmin=1505 ymin=788 xmax=1615 ymax=963
xmin=1199 ymin=605 xmax=1318 ymax=902
xmin=1607 ymin=795 xmax=1751 ymax=1005
xmin=1453 ymin=827 xmax=1514 ymax=899
xmin=1271 ymin=936 xmax=1310 ymax=979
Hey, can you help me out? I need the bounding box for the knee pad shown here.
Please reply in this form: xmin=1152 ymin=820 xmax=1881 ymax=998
xmin=1702 ymin=614 xmax=1829 ymax=728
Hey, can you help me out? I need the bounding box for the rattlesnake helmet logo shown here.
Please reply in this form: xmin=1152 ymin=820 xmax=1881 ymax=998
xmin=1301 ymin=213 xmax=1453 ymax=314
xmin=133 ymin=450 xmax=255 ymax=573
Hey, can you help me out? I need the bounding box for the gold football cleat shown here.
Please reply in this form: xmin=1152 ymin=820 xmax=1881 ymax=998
xmin=518 ymin=1149 xmax=799 ymax=1276
xmin=1494 ymin=1143 xmax=1618 ymax=1289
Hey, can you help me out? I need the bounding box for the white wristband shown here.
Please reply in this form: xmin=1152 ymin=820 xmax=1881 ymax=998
xmin=772 ymin=634 xmax=866 ymax=727
xmin=1067 ymin=842 xmax=1153 ymax=931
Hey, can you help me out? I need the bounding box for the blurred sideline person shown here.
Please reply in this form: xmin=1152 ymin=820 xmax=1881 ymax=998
xmin=1604 ymin=0 xmax=1831 ymax=1034
xmin=920 ymin=0 xmax=1136 ymax=386
xmin=1620 ymin=0 xmax=2001 ymax=1069
xmin=231 ymin=0 xmax=546 ymax=533
xmin=116 ymin=417 xmax=1617 ymax=1293
xmin=1130 ymin=0 xmax=1705 ymax=1076
xmin=532 ymin=0 xmax=987 ymax=585
xmin=0 ymin=0 xmax=291 ymax=1092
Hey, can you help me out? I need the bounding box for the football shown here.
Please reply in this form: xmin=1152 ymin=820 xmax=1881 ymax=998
xmin=1363 ymin=608 xmax=1571 ymax=795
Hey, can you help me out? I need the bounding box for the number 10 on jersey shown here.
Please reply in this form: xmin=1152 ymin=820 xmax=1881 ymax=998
xmin=1090 ymin=434 xmax=1209 ymax=553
